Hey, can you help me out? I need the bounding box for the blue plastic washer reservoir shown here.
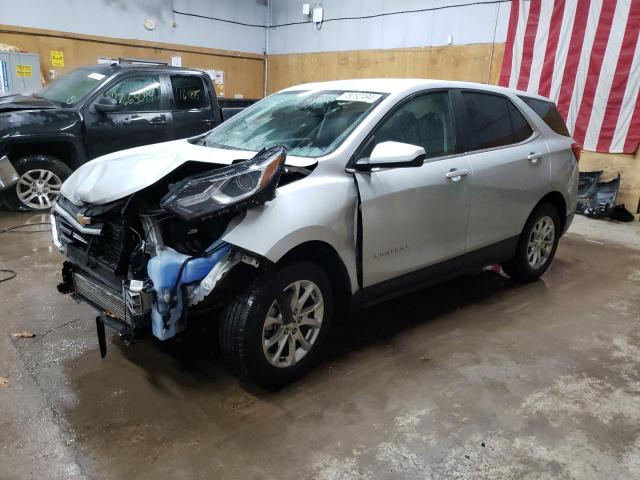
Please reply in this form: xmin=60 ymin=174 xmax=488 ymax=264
xmin=146 ymin=242 xmax=231 ymax=340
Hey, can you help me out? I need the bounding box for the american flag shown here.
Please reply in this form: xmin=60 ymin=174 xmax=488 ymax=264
xmin=499 ymin=0 xmax=640 ymax=154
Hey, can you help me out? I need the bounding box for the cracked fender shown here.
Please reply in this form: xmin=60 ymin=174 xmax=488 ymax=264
xmin=221 ymin=165 xmax=360 ymax=293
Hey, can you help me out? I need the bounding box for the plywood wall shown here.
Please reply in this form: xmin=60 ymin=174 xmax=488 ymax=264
xmin=0 ymin=25 xmax=265 ymax=99
xmin=267 ymin=43 xmax=505 ymax=94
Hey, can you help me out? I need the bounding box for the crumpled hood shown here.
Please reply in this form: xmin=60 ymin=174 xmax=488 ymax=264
xmin=61 ymin=139 xmax=315 ymax=205
xmin=0 ymin=94 xmax=59 ymax=112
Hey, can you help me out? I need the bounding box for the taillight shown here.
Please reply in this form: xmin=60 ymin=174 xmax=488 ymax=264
xmin=571 ymin=142 xmax=581 ymax=163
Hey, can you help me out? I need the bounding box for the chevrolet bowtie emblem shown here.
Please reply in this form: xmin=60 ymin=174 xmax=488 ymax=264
xmin=76 ymin=213 xmax=92 ymax=225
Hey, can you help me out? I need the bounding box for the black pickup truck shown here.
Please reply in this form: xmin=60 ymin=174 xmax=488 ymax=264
xmin=0 ymin=63 xmax=255 ymax=211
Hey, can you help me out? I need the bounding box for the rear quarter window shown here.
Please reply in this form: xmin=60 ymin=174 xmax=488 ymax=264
xmin=518 ymin=96 xmax=571 ymax=137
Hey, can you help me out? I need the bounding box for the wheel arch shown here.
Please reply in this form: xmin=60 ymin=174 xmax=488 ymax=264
xmin=5 ymin=138 xmax=84 ymax=170
xmin=276 ymin=241 xmax=354 ymax=320
xmin=535 ymin=191 xmax=568 ymax=232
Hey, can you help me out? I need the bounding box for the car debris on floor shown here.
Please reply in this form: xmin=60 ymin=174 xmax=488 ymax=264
xmin=576 ymin=170 xmax=635 ymax=222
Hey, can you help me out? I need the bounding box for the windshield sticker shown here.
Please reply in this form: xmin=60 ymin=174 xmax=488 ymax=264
xmin=336 ymin=92 xmax=382 ymax=103
xmin=88 ymin=73 xmax=105 ymax=80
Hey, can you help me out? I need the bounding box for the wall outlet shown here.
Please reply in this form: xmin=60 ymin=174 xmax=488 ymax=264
xmin=302 ymin=3 xmax=310 ymax=16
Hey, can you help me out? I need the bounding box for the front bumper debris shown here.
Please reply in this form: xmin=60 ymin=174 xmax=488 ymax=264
xmin=576 ymin=170 xmax=620 ymax=218
xmin=58 ymin=262 xmax=150 ymax=331
xmin=0 ymin=156 xmax=18 ymax=191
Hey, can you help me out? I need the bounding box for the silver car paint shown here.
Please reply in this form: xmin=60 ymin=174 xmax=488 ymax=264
xmin=222 ymin=81 xmax=577 ymax=289
xmin=59 ymin=79 xmax=578 ymax=295
xmin=462 ymin=94 xmax=552 ymax=251
xmin=355 ymin=154 xmax=472 ymax=287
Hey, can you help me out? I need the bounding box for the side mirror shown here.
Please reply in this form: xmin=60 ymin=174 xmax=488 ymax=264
xmin=355 ymin=141 xmax=426 ymax=172
xmin=94 ymin=97 xmax=120 ymax=113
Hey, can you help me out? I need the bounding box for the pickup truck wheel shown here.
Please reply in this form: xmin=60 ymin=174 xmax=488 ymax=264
xmin=4 ymin=155 xmax=71 ymax=211
xmin=219 ymin=261 xmax=334 ymax=389
xmin=502 ymin=203 xmax=560 ymax=283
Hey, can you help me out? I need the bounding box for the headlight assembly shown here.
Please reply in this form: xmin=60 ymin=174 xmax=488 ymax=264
xmin=160 ymin=145 xmax=287 ymax=221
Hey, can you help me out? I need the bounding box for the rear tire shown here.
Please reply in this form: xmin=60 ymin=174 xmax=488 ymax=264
xmin=219 ymin=261 xmax=334 ymax=389
xmin=502 ymin=203 xmax=561 ymax=283
xmin=4 ymin=155 xmax=71 ymax=211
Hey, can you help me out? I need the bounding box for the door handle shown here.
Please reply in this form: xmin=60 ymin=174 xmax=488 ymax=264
xmin=149 ymin=117 xmax=167 ymax=126
xmin=527 ymin=152 xmax=544 ymax=163
xmin=445 ymin=168 xmax=469 ymax=181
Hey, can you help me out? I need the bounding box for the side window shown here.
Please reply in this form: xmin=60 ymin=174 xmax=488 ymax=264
xmin=103 ymin=75 xmax=161 ymax=111
xmin=371 ymin=92 xmax=456 ymax=159
xmin=518 ymin=96 xmax=571 ymax=137
xmin=171 ymin=75 xmax=208 ymax=109
xmin=508 ymin=101 xmax=534 ymax=143
xmin=461 ymin=92 xmax=533 ymax=151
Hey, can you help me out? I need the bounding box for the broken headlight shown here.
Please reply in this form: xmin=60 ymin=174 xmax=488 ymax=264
xmin=160 ymin=145 xmax=287 ymax=221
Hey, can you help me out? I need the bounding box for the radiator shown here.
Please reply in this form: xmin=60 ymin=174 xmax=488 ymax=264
xmin=73 ymin=272 xmax=126 ymax=320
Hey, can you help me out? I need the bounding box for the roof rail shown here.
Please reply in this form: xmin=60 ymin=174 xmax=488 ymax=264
xmin=117 ymin=57 xmax=169 ymax=66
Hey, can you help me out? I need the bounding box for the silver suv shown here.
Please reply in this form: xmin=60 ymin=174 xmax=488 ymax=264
xmin=52 ymin=79 xmax=579 ymax=388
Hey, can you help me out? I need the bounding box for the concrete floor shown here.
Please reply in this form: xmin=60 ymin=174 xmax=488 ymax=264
xmin=1 ymin=212 xmax=639 ymax=480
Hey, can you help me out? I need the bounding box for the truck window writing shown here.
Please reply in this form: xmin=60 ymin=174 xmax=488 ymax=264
xmin=104 ymin=75 xmax=161 ymax=111
xmin=171 ymin=75 xmax=207 ymax=109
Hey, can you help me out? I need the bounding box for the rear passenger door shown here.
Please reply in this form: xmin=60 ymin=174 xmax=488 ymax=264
xmin=169 ymin=74 xmax=217 ymax=139
xmin=453 ymin=90 xmax=550 ymax=253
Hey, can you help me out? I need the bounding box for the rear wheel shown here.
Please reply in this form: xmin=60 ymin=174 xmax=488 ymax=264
xmin=4 ymin=155 xmax=71 ymax=211
xmin=219 ymin=261 xmax=334 ymax=389
xmin=502 ymin=203 xmax=561 ymax=283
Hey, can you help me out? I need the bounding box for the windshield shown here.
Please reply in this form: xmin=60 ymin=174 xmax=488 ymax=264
xmin=206 ymin=90 xmax=387 ymax=157
xmin=36 ymin=68 xmax=108 ymax=105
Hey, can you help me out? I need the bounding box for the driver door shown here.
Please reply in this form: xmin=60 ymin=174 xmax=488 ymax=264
xmin=353 ymin=91 xmax=471 ymax=288
xmin=83 ymin=74 xmax=171 ymax=159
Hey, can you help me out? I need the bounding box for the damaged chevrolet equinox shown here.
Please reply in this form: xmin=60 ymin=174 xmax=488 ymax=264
xmin=51 ymin=79 xmax=579 ymax=388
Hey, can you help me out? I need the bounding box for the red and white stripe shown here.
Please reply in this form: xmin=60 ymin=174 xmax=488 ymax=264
xmin=499 ymin=0 xmax=640 ymax=154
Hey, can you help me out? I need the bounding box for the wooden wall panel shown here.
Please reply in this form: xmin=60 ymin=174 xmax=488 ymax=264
xmin=0 ymin=25 xmax=265 ymax=99
xmin=267 ymin=43 xmax=505 ymax=94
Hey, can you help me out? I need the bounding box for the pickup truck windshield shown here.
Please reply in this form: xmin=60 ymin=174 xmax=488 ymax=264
xmin=36 ymin=68 xmax=107 ymax=105
xmin=206 ymin=90 xmax=387 ymax=157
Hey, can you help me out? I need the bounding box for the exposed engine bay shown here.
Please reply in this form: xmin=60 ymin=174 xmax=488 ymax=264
xmin=53 ymin=146 xmax=313 ymax=345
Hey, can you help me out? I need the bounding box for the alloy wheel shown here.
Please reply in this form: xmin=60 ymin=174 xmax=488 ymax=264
xmin=262 ymin=280 xmax=324 ymax=368
xmin=527 ymin=215 xmax=555 ymax=270
xmin=16 ymin=169 xmax=62 ymax=210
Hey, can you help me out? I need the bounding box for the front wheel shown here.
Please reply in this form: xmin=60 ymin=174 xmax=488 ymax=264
xmin=3 ymin=155 xmax=71 ymax=211
xmin=502 ymin=203 xmax=561 ymax=283
xmin=219 ymin=261 xmax=334 ymax=389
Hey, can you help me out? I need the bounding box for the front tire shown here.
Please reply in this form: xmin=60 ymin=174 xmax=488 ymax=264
xmin=219 ymin=261 xmax=334 ymax=389
xmin=4 ymin=155 xmax=71 ymax=211
xmin=502 ymin=203 xmax=561 ymax=283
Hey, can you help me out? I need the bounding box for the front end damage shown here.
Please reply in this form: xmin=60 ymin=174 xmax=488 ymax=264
xmin=52 ymin=145 xmax=303 ymax=351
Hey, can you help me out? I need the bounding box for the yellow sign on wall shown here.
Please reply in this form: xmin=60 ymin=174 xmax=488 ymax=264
xmin=51 ymin=50 xmax=64 ymax=67
xmin=16 ymin=65 xmax=32 ymax=77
